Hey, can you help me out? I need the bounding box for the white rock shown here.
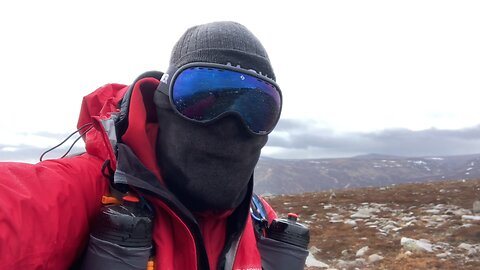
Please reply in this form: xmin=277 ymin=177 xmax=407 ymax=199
xmin=401 ymin=216 xmax=416 ymax=222
xmin=356 ymin=246 xmax=369 ymax=257
xmin=377 ymin=232 xmax=388 ymax=237
xmin=463 ymin=247 xmax=478 ymax=256
xmin=368 ymin=254 xmax=384 ymax=263
xmin=344 ymin=219 xmax=357 ymax=226
xmin=382 ymin=224 xmax=398 ymax=231
xmin=351 ymin=208 xmax=379 ymax=219
xmin=329 ymin=219 xmax=344 ymax=223
xmin=436 ymin=241 xmax=451 ymax=248
xmin=355 ymin=258 xmax=366 ymax=264
xmin=351 ymin=211 xmax=370 ymax=219
xmin=385 ymin=220 xmax=399 ymax=226
xmin=305 ymin=252 xmax=329 ymax=268
xmin=473 ymin=201 xmax=480 ymax=213
xmin=309 ymin=246 xmax=322 ymax=255
xmin=458 ymin=243 xmax=473 ymax=250
xmin=436 ymin=252 xmax=449 ymax=258
xmin=335 ymin=260 xmax=359 ymax=269
xmin=425 ymin=209 xmax=441 ymax=214
xmin=458 ymin=243 xmax=478 ymax=256
xmin=449 ymin=209 xmax=471 ymax=216
xmin=432 ymin=244 xmax=444 ymax=252
xmin=462 ymin=215 xmax=480 ymax=221
xmin=404 ymin=220 xmax=416 ymax=227
xmin=401 ymin=237 xmax=433 ymax=253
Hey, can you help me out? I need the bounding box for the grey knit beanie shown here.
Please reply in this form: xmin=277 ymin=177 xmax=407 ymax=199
xmin=168 ymin=21 xmax=276 ymax=81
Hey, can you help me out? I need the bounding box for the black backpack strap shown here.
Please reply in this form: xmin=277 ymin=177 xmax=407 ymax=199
xmin=250 ymin=193 xmax=269 ymax=237
xmin=101 ymin=159 xmax=129 ymax=200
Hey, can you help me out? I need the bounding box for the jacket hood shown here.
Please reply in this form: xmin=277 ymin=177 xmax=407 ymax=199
xmin=77 ymin=83 xmax=127 ymax=168
xmin=77 ymin=72 xmax=164 ymax=181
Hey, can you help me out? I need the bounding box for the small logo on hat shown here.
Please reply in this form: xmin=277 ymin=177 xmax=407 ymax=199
xmin=160 ymin=73 xmax=169 ymax=84
xmin=225 ymin=62 xmax=272 ymax=80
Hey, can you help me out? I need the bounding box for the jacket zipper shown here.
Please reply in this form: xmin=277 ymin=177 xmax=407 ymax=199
xmin=115 ymin=169 xmax=210 ymax=270
xmin=114 ymin=143 xmax=251 ymax=270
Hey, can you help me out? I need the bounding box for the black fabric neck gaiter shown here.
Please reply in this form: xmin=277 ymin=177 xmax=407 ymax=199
xmin=154 ymin=91 xmax=268 ymax=213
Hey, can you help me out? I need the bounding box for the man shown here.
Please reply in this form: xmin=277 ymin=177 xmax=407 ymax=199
xmin=0 ymin=21 xmax=284 ymax=269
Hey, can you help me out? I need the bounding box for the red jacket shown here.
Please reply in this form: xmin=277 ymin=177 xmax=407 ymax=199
xmin=0 ymin=76 xmax=276 ymax=270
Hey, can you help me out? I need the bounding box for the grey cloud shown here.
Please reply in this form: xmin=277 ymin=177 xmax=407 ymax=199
xmin=0 ymin=144 xmax=86 ymax=162
xmin=268 ymin=119 xmax=480 ymax=158
xmin=5 ymin=122 xmax=480 ymax=162
xmin=0 ymin=144 xmax=43 ymax=162
xmin=274 ymin=118 xmax=314 ymax=132
xmin=0 ymin=131 xmax=86 ymax=162
xmin=33 ymin=131 xmax=79 ymax=141
xmin=362 ymin=127 xmax=480 ymax=156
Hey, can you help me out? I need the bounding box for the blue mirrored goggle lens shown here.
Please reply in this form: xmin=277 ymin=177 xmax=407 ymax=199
xmin=171 ymin=67 xmax=282 ymax=134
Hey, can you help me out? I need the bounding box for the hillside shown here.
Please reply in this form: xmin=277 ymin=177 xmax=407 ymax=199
xmin=265 ymin=179 xmax=480 ymax=270
xmin=254 ymin=154 xmax=480 ymax=195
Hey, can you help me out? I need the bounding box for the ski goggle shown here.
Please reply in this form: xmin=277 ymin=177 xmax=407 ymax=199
xmin=157 ymin=63 xmax=282 ymax=135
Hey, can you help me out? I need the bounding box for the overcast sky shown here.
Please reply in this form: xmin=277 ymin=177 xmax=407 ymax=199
xmin=1 ymin=0 xmax=480 ymax=162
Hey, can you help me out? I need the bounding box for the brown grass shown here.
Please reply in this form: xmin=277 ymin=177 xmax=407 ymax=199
xmin=266 ymin=179 xmax=480 ymax=270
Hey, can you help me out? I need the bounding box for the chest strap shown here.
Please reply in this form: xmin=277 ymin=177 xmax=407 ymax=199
xmin=250 ymin=193 xmax=269 ymax=237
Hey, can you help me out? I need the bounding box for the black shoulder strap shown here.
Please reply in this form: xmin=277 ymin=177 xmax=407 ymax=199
xmin=250 ymin=193 xmax=269 ymax=237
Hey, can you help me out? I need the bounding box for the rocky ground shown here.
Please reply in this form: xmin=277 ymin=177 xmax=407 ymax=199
xmin=265 ymin=179 xmax=480 ymax=270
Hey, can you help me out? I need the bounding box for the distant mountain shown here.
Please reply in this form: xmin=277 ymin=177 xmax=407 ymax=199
xmin=253 ymin=153 xmax=480 ymax=195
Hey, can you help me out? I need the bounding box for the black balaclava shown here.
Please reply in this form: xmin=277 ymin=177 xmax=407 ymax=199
xmin=153 ymin=21 xmax=276 ymax=213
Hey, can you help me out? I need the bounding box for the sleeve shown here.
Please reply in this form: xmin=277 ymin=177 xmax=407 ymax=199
xmin=0 ymin=154 xmax=109 ymax=269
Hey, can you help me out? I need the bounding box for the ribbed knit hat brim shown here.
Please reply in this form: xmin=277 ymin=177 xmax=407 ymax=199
xmin=169 ymin=21 xmax=275 ymax=81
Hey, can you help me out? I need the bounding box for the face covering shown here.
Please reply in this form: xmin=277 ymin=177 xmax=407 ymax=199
xmin=154 ymin=91 xmax=268 ymax=212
